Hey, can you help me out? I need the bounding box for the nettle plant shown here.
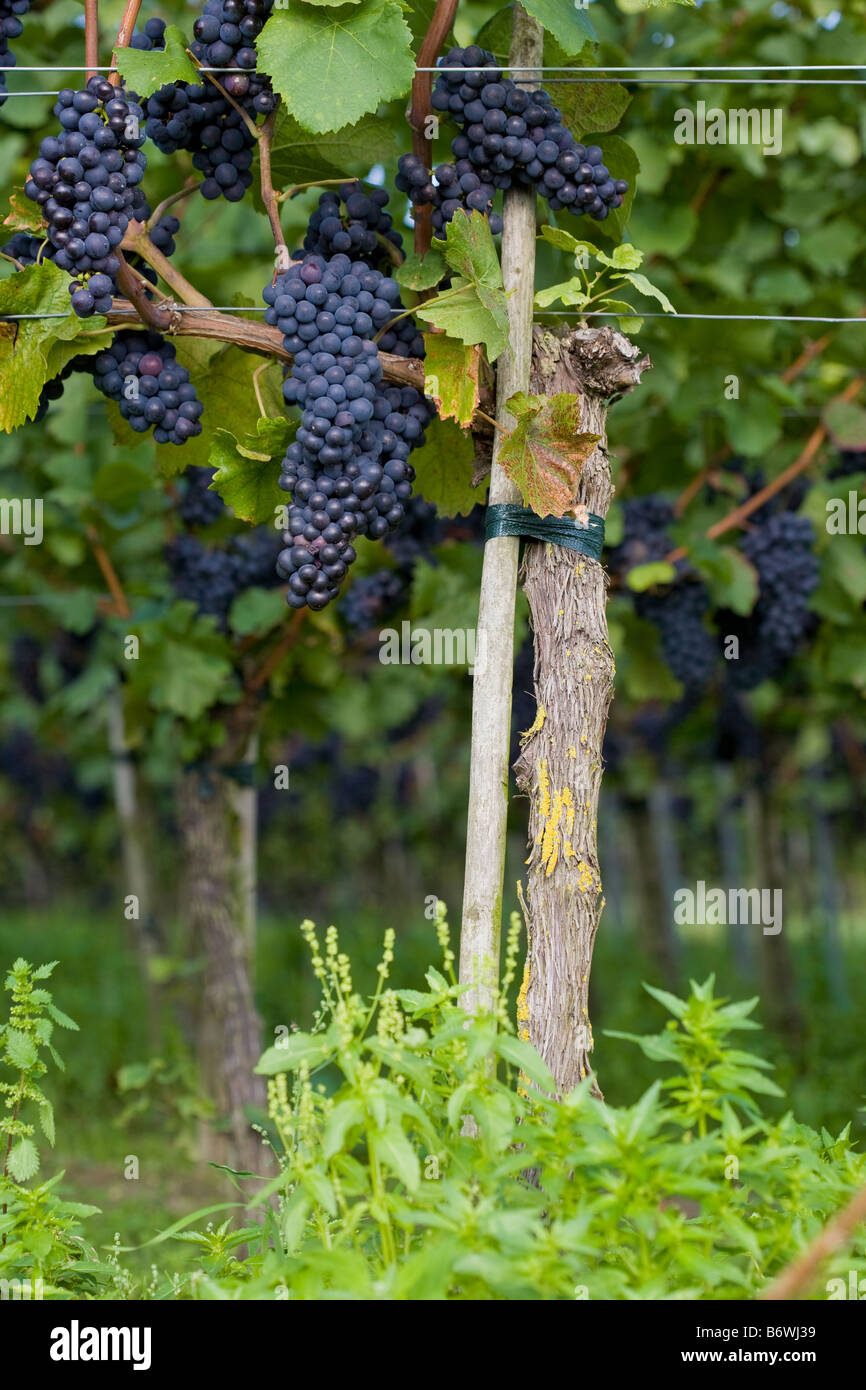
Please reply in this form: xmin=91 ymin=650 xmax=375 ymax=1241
xmin=140 ymin=917 xmax=865 ymax=1301
xmin=0 ymin=959 xmax=113 ymax=1297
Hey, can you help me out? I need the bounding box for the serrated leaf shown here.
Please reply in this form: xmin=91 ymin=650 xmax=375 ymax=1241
xmin=40 ymin=1100 xmax=55 ymax=1147
xmin=2 ymin=189 xmax=46 ymax=237
xmin=395 ymin=250 xmax=447 ymax=292
xmin=498 ymin=391 xmax=599 ymax=517
xmin=410 ymin=415 xmax=478 ymax=516
xmin=369 ymin=1125 xmax=420 ymax=1192
xmin=209 ymin=421 xmax=291 ymax=525
xmin=544 ymin=36 xmax=630 ymax=138
xmin=496 ymin=1033 xmax=556 ymax=1092
xmin=535 ymin=280 xmax=590 ymax=310
xmin=612 ymin=270 xmax=676 ymax=314
xmin=8 ymin=1138 xmax=39 ymax=1182
xmin=424 ymin=334 xmax=480 ymax=427
xmin=626 ymin=561 xmax=677 ymax=593
xmin=5 ymin=1028 xmax=37 ymax=1070
xmin=0 ymin=262 xmax=105 ymax=431
xmin=434 ymin=208 xmax=502 ymax=289
xmin=415 ymin=280 xmax=508 ymax=361
xmin=256 ymin=1026 xmax=337 ymax=1074
xmin=262 ymin=109 xmax=397 ymax=193
xmin=114 ymin=25 xmax=199 ymax=95
xmin=322 ymin=1098 xmax=366 ymax=1159
xmin=257 ymin=0 xmax=415 ymax=135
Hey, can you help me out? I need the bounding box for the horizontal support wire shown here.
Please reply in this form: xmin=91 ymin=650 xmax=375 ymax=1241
xmin=8 ymin=64 xmax=866 ymax=72
xmin=1 ymin=309 xmax=864 ymax=323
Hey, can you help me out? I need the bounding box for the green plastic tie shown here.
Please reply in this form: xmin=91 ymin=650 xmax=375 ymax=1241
xmin=485 ymin=503 xmax=605 ymax=561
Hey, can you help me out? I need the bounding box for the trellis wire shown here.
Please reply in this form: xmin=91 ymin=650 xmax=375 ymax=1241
xmin=1 ymin=309 xmax=864 ymax=324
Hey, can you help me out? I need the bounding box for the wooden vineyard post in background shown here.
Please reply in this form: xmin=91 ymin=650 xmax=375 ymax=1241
xmin=514 ymin=327 xmax=649 ymax=1093
xmin=459 ymin=5 xmax=543 ymax=1010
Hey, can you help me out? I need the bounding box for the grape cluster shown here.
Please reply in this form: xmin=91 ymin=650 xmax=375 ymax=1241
xmin=339 ymin=568 xmax=408 ymax=632
xmin=24 ymin=77 xmax=148 ymax=318
xmin=178 ymin=466 xmax=225 ymax=527
xmin=167 ymin=527 xmax=281 ymax=625
xmin=90 ymin=331 xmax=204 ymax=444
xmin=0 ymin=0 xmax=30 ymax=108
xmin=130 ymin=16 xmax=166 ymax=50
xmin=725 ymin=513 xmax=819 ymax=690
xmin=263 ymin=252 xmax=433 ymax=610
xmin=397 ymin=45 xmax=627 ymax=234
xmin=609 ymin=497 xmax=717 ymax=692
xmin=144 ymin=0 xmax=275 ymax=204
xmin=1 ymin=230 xmax=52 ymax=267
xmin=303 ymin=182 xmax=403 ymax=264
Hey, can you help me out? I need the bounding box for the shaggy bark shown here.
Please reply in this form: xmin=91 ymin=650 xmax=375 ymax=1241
xmin=178 ymin=701 xmax=267 ymax=1174
xmin=514 ymin=325 xmax=650 ymax=1095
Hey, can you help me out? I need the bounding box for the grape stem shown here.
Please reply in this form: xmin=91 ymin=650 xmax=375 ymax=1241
xmin=86 ymin=524 xmax=131 ymax=619
xmin=408 ymin=0 xmax=460 ymax=255
xmin=84 ymin=0 xmax=99 ymax=83
xmin=115 ymin=253 xmax=174 ymax=331
xmin=258 ymin=109 xmax=288 ymax=267
xmin=109 ymin=0 xmax=144 ymax=87
xmin=122 ymin=222 xmax=214 ymax=308
xmin=145 ymin=182 xmax=200 ymax=231
xmin=187 ymin=49 xmax=261 ymax=142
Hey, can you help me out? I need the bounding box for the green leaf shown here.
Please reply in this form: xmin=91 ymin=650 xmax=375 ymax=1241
xmin=40 ymin=1100 xmax=55 ymax=1147
xmin=0 ymin=262 xmax=105 ymax=431
xmin=498 ymin=391 xmax=600 ymax=518
xmin=823 ymin=400 xmax=866 ymax=452
xmin=625 ymin=561 xmax=677 ymax=593
xmin=423 ymin=334 xmax=480 ymax=428
xmin=395 ymin=250 xmax=447 ymax=292
xmin=228 ymin=587 xmax=287 ymax=638
xmin=520 ymin=0 xmax=595 ymax=54
xmin=415 ymin=281 xmax=509 ymax=361
xmin=8 ymin=1137 xmax=39 ymax=1182
xmin=128 ymin=607 xmax=235 ymax=720
xmin=434 ymin=208 xmax=503 ymax=289
xmin=209 ymin=420 xmax=292 ymax=525
xmin=300 ymin=1168 xmax=338 ymax=1216
xmin=369 ymin=1125 xmax=421 ymax=1192
xmin=410 ymin=416 xmax=478 ymax=516
xmin=92 ymin=460 xmax=153 ymax=513
xmin=690 ymin=541 xmax=759 ymax=615
xmin=535 ymin=279 xmax=590 ymax=310
xmin=256 ymin=1026 xmax=338 ymax=1075
xmin=544 ymin=36 xmax=630 ymax=138
xmin=5 ymin=1028 xmax=37 ymax=1069
xmin=613 ymin=270 xmax=676 ymax=315
xmin=322 ymin=1098 xmax=366 ymax=1159
xmin=496 ymin=1033 xmax=556 ymax=1091
xmin=257 ymin=0 xmax=415 ymax=135
xmin=262 ymin=109 xmax=397 ymax=192
xmin=114 ymin=24 xmax=199 ymax=95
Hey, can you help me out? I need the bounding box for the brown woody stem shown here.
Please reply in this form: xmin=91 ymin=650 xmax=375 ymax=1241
xmin=407 ymin=0 xmax=459 ymax=255
xmin=109 ymin=0 xmax=143 ymax=85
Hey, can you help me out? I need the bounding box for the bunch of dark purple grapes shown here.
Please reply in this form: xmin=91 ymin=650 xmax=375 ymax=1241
xmin=263 ymin=252 xmax=433 ymax=610
xmin=303 ymin=182 xmax=404 ymax=264
xmin=0 ymin=0 xmax=30 ymax=107
xmin=723 ymin=512 xmax=819 ymax=690
xmin=608 ymin=496 xmax=718 ymax=692
xmin=397 ymin=45 xmax=627 ymax=233
xmin=90 ymin=332 xmax=204 ymax=444
xmin=24 ymin=76 xmax=148 ymax=317
xmin=142 ymin=1 xmax=276 ymax=204
xmin=167 ymin=527 xmax=281 ymax=626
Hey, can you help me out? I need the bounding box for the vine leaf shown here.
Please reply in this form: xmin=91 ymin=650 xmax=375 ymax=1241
xmin=2 ymin=188 xmax=45 ymax=236
xmin=114 ymin=25 xmax=199 ymax=95
xmin=410 ymin=416 xmax=478 ymax=517
xmin=0 ymin=262 xmax=107 ymax=432
xmin=396 ymin=249 xmax=447 ymax=292
xmin=544 ymin=36 xmax=631 ymax=138
xmin=209 ymin=417 xmax=296 ymax=524
xmin=498 ymin=392 xmax=600 ymax=518
xmin=823 ymin=400 xmax=866 ymax=452
xmin=156 ymin=342 xmax=284 ymax=478
xmin=519 ymin=0 xmax=595 ymax=54
xmin=257 ymin=0 xmax=415 ymax=135
xmin=423 ymin=333 xmax=480 ymax=428
xmin=416 ymin=211 xmax=509 ymax=360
